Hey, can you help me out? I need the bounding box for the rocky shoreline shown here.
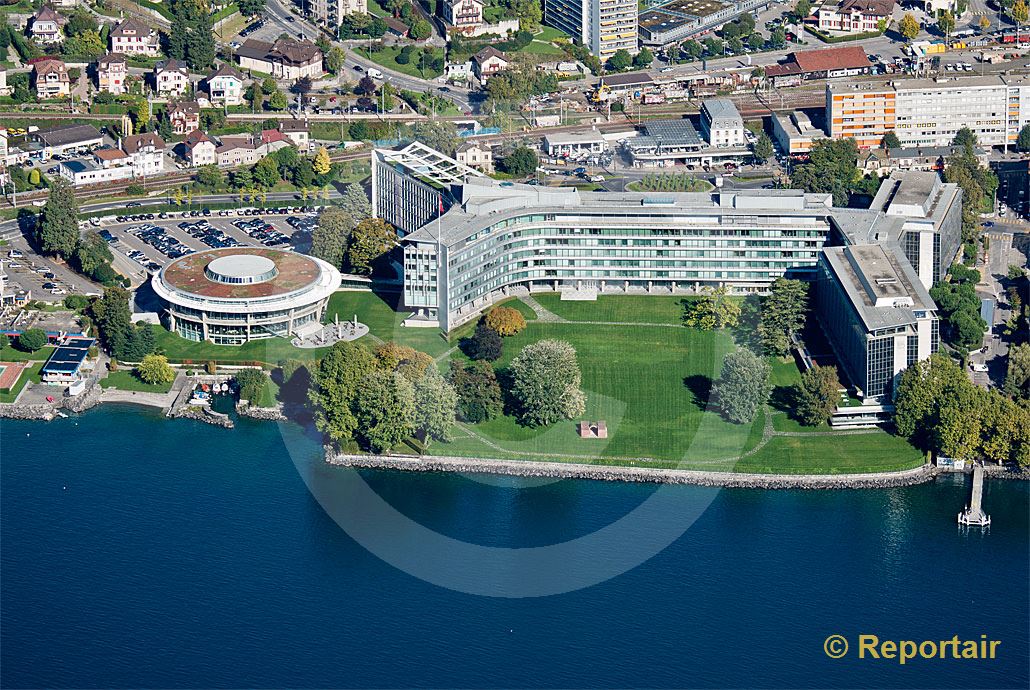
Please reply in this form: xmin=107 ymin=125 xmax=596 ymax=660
xmin=325 ymin=450 xmax=942 ymax=489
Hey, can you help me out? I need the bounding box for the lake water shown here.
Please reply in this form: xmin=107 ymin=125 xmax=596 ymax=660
xmin=1 ymin=405 xmax=1027 ymax=688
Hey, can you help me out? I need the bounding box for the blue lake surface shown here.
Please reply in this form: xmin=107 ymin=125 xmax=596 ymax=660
xmin=1 ymin=405 xmax=1027 ymax=688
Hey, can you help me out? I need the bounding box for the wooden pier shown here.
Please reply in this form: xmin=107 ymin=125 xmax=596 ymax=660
xmin=958 ymin=465 xmax=991 ymax=526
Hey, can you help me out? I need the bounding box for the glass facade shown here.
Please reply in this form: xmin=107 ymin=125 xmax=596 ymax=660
xmin=426 ymin=211 xmax=831 ymax=317
xmin=866 ymin=337 xmax=895 ymax=399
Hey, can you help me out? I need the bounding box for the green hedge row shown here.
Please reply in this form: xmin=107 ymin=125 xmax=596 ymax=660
xmin=803 ymin=25 xmax=883 ymax=44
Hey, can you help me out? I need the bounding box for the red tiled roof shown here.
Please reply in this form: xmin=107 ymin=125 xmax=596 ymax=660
xmin=261 ymin=129 xmax=287 ymax=144
xmin=792 ymin=46 xmax=870 ymax=73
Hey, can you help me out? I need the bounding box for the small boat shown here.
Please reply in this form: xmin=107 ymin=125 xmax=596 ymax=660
xmin=56 ymin=411 xmax=68 ymax=418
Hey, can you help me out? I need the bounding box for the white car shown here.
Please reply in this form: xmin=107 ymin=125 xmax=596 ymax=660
xmin=971 ymin=362 xmax=988 ymax=373
xmin=660 ymin=66 xmax=674 ymax=73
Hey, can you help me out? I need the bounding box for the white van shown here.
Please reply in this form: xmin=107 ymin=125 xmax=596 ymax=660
xmin=367 ymin=68 xmax=384 ymax=79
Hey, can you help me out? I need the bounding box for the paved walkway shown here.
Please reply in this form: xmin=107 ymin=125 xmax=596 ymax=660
xmin=520 ymin=296 xmax=566 ymax=323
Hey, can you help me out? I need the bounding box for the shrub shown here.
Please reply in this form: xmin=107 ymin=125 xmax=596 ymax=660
xmin=136 ymin=354 xmax=175 ymax=385
xmin=16 ymin=328 xmax=47 ymax=352
xmin=63 ymin=294 xmax=90 ymax=311
xmin=483 ymin=306 xmax=526 ymax=337
xmin=235 ymin=367 xmax=269 ymax=404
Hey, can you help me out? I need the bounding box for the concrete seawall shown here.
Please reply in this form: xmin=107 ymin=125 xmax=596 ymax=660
xmin=325 ymin=451 xmax=939 ymax=489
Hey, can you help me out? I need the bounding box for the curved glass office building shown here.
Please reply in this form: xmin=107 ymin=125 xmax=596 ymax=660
xmin=153 ymin=248 xmax=341 ymax=345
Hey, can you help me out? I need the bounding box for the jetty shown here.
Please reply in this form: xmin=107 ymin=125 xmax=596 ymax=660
xmin=958 ymin=464 xmax=991 ymax=526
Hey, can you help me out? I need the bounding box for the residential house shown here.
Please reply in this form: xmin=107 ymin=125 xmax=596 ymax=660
xmin=110 ymin=18 xmax=160 ymax=56
xmin=472 ymin=46 xmax=509 ymax=84
xmin=440 ymin=0 xmax=483 ymax=32
xmin=29 ymin=5 xmax=67 ymax=45
xmin=383 ymin=16 xmax=409 ymax=37
xmin=92 ymin=147 xmax=130 ymax=169
xmin=817 ymin=0 xmax=894 ymax=33
xmin=455 ymin=141 xmax=493 ymax=173
xmin=183 ymin=130 xmax=217 ymax=167
xmin=96 ymin=52 xmax=128 ymax=95
xmin=279 ymin=120 xmax=309 ymax=150
xmin=169 ymin=100 xmax=201 ymax=135
xmin=121 ymin=132 xmax=165 ymax=176
xmin=33 ymin=58 xmax=70 ymax=99
xmin=215 ymin=135 xmax=260 ymax=168
xmin=236 ymin=38 xmax=323 ymax=80
xmin=259 ymin=128 xmax=293 ymax=154
xmin=206 ymin=64 xmax=245 ymax=107
xmin=154 ymin=59 xmax=190 ymax=97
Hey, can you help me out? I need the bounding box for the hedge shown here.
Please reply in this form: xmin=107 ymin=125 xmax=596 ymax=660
xmin=803 ymin=25 xmax=883 ymax=44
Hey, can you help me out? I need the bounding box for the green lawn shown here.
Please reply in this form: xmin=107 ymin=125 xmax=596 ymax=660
xmin=324 ymin=290 xmax=453 ymax=358
xmin=356 ymin=46 xmax=444 ymax=80
xmin=521 ymin=40 xmax=565 ymax=57
xmin=430 ymin=321 xmax=764 ymax=465
xmin=101 ymin=370 xmax=174 ymax=393
xmin=151 ymin=325 xmax=329 ymax=365
xmin=0 ymin=361 xmax=44 ymax=403
xmin=253 ymin=376 xmax=280 ymax=408
xmin=534 ymin=26 xmax=570 ymax=42
xmin=0 ymin=344 xmax=55 ymax=362
xmin=496 ymin=297 xmax=537 ymax=322
xmin=738 ymin=433 xmax=926 ymax=474
xmin=532 ymin=293 xmax=686 ymax=324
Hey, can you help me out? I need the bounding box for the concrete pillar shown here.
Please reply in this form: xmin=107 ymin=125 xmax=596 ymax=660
xmin=647 ymin=281 xmax=653 ymax=293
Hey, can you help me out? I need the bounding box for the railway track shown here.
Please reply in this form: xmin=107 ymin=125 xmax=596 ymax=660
xmin=5 ymin=150 xmax=371 ymax=207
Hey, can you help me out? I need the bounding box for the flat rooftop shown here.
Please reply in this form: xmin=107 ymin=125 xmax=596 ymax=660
xmin=35 ymin=124 xmax=103 ymax=147
xmin=829 ymin=73 xmax=1030 ymax=94
xmin=822 ymin=243 xmax=935 ymax=331
xmin=160 ymin=247 xmax=322 ymax=299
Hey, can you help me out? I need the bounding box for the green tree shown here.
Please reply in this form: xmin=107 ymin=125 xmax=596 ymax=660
xmin=894 ymin=353 xmax=969 ymax=452
xmin=235 ymin=367 xmax=270 ymax=403
xmin=408 ymin=17 xmax=432 ymax=40
xmin=952 ymin=127 xmax=978 ymax=149
xmin=899 ymin=12 xmax=920 ymax=41
xmin=238 ymin=0 xmax=266 ymax=14
xmin=187 ymin=4 xmax=216 ymax=70
xmin=1017 ymin=123 xmax=1030 ymax=152
xmin=268 ymin=89 xmax=288 ymax=111
xmin=64 ymin=30 xmax=105 ymax=59
xmin=252 ymin=156 xmax=281 ymax=187
xmin=412 ymin=121 xmax=459 ymax=156
xmin=712 ymin=348 xmax=771 ymax=424
xmin=509 ymin=339 xmax=586 ymax=427
xmin=339 ymin=182 xmax=372 ymax=220
xmin=65 ymin=8 xmax=96 ymax=37
xmin=347 ymin=217 xmax=398 ymax=275
xmin=326 ymin=46 xmax=346 ymax=74
xmin=309 ymin=341 xmax=379 ymax=444
xmin=117 ymin=324 xmax=156 ymax=362
xmin=353 ymin=370 xmax=416 ymax=453
xmin=72 ymin=231 xmax=114 ymax=279
xmin=1014 ymin=0 xmax=1029 ymax=33
xmin=938 ymin=10 xmax=955 ymax=39
xmin=606 ymin=49 xmax=632 ymax=72
xmin=751 ymin=132 xmax=774 ymax=163
xmin=788 ymin=137 xmax=860 ymax=206
xmin=248 ymin=80 xmax=264 ymax=111
xmin=1004 ymin=342 xmax=1030 ymax=399
xmin=758 ymin=278 xmax=809 ymax=356
xmin=683 ymin=39 xmax=703 ymax=60
xmin=90 ymin=286 xmax=133 ymax=355
xmin=769 ymin=27 xmax=786 ymax=49
xmin=311 ymin=206 xmax=354 ymax=269
xmin=684 ymin=286 xmax=741 ymax=330
xmin=37 ymin=178 xmax=79 ymax=258
xmin=501 ymin=145 xmax=538 ymax=177
xmin=16 ymin=328 xmax=47 ymax=352
xmin=465 ymin=320 xmax=503 ymax=361
xmin=881 ymin=131 xmax=901 ymax=149
xmin=136 ymin=354 xmax=175 ymax=385
xmin=793 ymin=364 xmax=840 ymax=426
xmin=413 ymin=368 xmax=457 ymax=446
xmin=747 ymin=32 xmax=764 ymax=50
xmin=484 ymin=306 xmax=527 ymax=336
xmin=195 ymin=164 xmax=224 ymax=190
xmin=728 ymin=36 xmax=744 ymax=53
xmin=633 ymin=47 xmax=654 ymax=68
xmin=449 ymin=359 xmax=503 ymax=422
xmin=944 ymin=147 xmax=998 ymax=243
xmin=794 ymin=0 xmax=812 ymax=20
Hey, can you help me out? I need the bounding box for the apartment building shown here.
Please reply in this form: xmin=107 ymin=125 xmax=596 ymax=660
xmin=440 ymin=0 xmax=484 ymax=32
xmin=236 ymin=39 xmax=323 ymax=80
xmin=308 ymin=0 xmax=366 ymax=29
xmin=700 ymin=98 xmax=745 ymax=147
xmin=33 ymin=59 xmax=70 ymax=99
xmin=97 ymin=52 xmax=128 ymax=95
xmin=817 ymin=0 xmax=894 ymax=33
xmin=154 ymin=59 xmax=191 ymax=97
xmin=110 ymin=19 xmax=160 ymax=56
xmin=121 ymin=132 xmax=165 ymax=177
xmin=828 ymin=75 xmax=1030 ymax=149
xmin=544 ymin=0 xmax=637 ymax=58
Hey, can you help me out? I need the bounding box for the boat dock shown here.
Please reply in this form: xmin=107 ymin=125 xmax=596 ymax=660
xmin=958 ymin=464 xmax=991 ymax=526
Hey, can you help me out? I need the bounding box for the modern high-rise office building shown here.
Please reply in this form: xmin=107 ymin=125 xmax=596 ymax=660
xmin=827 ymin=74 xmax=1030 ymax=149
xmin=544 ymin=0 xmax=638 ymax=59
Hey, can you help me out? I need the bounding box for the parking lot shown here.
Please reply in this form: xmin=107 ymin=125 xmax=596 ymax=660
xmin=96 ymin=207 xmax=319 ymax=279
xmin=3 ymin=240 xmax=101 ymax=303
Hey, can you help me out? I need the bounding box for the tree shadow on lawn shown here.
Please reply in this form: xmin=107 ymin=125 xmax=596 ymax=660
xmin=769 ymin=384 xmax=797 ymax=416
xmin=682 ymin=374 xmax=711 ymax=410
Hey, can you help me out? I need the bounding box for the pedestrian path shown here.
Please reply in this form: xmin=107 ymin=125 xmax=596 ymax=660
xmin=520 ymin=295 xmax=566 ymax=323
